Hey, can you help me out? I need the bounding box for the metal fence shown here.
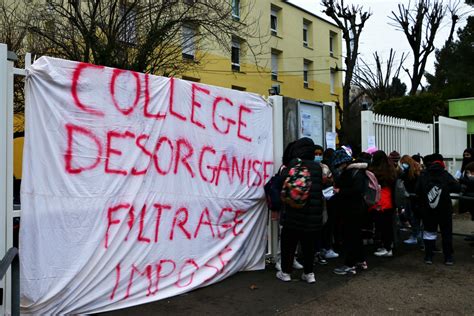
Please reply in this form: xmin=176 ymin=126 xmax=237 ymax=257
xmin=1 ymin=43 xmax=27 ymax=316
xmin=361 ymin=111 xmax=467 ymax=177
xmin=361 ymin=111 xmax=434 ymax=156
xmin=435 ymin=116 xmax=467 ymax=176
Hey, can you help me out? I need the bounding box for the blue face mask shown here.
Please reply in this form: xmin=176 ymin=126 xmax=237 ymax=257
xmin=314 ymin=156 xmax=323 ymax=163
xmin=401 ymin=163 xmax=410 ymax=170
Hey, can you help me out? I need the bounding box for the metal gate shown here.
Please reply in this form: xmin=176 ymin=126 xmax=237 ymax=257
xmin=0 ymin=43 xmax=29 ymax=316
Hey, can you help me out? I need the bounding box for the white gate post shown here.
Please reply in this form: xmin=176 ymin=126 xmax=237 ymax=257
xmin=361 ymin=110 xmax=374 ymax=151
xmin=0 ymin=43 xmax=14 ymax=315
xmin=268 ymin=95 xmax=284 ymax=262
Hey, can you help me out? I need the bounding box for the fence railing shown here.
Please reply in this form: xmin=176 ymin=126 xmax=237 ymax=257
xmin=361 ymin=111 xmax=434 ymax=156
xmin=1 ymin=43 xmax=28 ymax=316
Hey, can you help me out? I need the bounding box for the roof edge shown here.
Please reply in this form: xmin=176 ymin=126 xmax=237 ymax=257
xmin=282 ymin=1 xmax=341 ymax=30
xmin=448 ymin=97 xmax=474 ymax=102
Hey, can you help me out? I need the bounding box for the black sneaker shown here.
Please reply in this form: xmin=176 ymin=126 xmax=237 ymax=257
xmin=355 ymin=261 xmax=368 ymax=270
xmin=315 ymin=253 xmax=328 ymax=265
xmin=444 ymin=257 xmax=454 ymax=266
xmin=333 ymin=265 xmax=356 ymax=275
xmin=424 ymin=256 xmax=433 ymax=265
xmin=464 ymin=235 xmax=474 ymax=242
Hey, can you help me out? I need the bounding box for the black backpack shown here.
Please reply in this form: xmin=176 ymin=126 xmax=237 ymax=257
xmin=264 ymin=169 xmax=285 ymax=212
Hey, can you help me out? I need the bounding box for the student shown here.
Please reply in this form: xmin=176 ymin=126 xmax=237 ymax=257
xmin=314 ymin=145 xmax=337 ymax=262
xmin=458 ymin=148 xmax=474 ymax=179
xmin=274 ymin=141 xmax=304 ymax=271
xmin=459 ymin=162 xmax=474 ymax=242
xmin=399 ymin=155 xmax=423 ymax=245
xmin=370 ymin=151 xmax=397 ymax=257
xmin=332 ymin=149 xmax=368 ymax=275
xmin=416 ymin=154 xmax=461 ymax=265
xmin=277 ymin=138 xmax=324 ymax=283
xmin=389 ymin=151 xmax=401 ymax=169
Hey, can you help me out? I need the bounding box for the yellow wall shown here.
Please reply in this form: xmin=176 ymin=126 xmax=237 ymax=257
xmin=181 ymin=0 xmax=343 ymax=106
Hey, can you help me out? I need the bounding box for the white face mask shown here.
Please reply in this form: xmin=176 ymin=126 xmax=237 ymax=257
xmin=401 ymin=163 xmax=410 ymax=170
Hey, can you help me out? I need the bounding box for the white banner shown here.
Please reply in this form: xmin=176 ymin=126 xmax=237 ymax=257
xmin=20 ymin=57 xmax=273 ymax=314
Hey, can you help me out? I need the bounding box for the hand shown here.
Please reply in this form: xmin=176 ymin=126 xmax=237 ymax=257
xmin=333 ymin=188 xmax=340 ymax=193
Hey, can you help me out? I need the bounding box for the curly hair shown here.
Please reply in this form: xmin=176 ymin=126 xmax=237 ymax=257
xmin=400 ymin=155 xmax=421 ymax=180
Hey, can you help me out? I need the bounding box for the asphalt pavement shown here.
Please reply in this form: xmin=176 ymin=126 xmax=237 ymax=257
xmin=102 ymin=213 xmax=474 ymax=315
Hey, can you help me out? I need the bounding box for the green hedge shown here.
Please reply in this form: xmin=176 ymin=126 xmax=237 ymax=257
xmin=374 ymin=94 xmax=447 ymax=123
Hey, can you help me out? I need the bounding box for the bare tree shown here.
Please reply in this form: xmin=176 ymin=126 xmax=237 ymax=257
xmin=354 ymin=49 xmax=408 ymax=103
xmin=24 ymin=0 xmax=267 ymax=76
xmin=390 ymin=0 xmax=461 ymax=95
xmin=0 ymin=0 xmax=37 ymax=113
xmin=321 ymin=0 xmax=372 ymax=147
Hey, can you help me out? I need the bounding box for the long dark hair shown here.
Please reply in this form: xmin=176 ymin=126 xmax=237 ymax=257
xmin=369 ymin=150 xmax=397 ymax=186
xmin=461 ymin=148 xmax=474 ymax=172
xmin=282 ymin=141 xmax=297 ymax=166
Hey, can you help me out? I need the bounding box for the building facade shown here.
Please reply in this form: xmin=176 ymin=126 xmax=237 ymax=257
xmin=181 ymin=0 xmax=343 ymax=104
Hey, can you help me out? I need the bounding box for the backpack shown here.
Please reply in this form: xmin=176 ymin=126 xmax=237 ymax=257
xmin=280 ymin=159 xmax=312 ymax=209
xmin=264 ymin=173 xmax=284 ymax=212
xmin=359 ymin=170 xmax=381 ymax=207
xmin=394 ymin=178 xmax=410 ymax=209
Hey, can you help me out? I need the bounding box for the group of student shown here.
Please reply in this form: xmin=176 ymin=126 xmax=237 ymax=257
xmin=271 ymin=137 xmax=474 ymax=284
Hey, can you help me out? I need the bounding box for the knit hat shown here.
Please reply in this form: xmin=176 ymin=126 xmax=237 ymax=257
xmin=332 ymin=149 xmax=352 ymax=167
xmin=365 ymin=146 xmax=378 ymax=155
xmin=341 ymin=145 xmax=353 ymax=157
xmin=388 ymin=151 xmax=401 ymax=164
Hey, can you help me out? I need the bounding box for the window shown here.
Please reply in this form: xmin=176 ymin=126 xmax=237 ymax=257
xmin=270 ymin=6 xmax=282 ymax=36
xmin=271 ymin=8 xmax=278 ymax=35
xmin=231 ymin=38 xmax=241 ymax=71
xmin=119 ymin=4 xmax=137 ymax=45
xmin=232 ymin=85 xmax=246 ymax=91
xmin=182 ymin=76 xmax=200 ymax=82
xmin=303 ymin=22 xmax=309 ymax=47
xmin=232 ymin=0 xmax=240 ymax=19
xmin=303 ymin=61 xmax=310 ymax=88
xmin=330 ymin=68 xmax=336 ymax=94
xmin=329 ymin=31 xmax=337 ymax=57
xmin=271 ymin=52 xmax=278 ymax=81
xmin=182 ymin=25 xmax=196 ymax=60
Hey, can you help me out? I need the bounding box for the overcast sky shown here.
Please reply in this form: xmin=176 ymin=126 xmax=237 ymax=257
xmin=289 ymin=0 xmax=472 ymax=88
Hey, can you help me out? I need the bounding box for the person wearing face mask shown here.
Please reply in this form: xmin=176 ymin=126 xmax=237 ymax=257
xmin=314 ymin=145 xmax=339 ymax=261
xmin=399 ymin=155 xmax=422 ymax=245
xmin=460 ymin=162 xmax=474 ymax=243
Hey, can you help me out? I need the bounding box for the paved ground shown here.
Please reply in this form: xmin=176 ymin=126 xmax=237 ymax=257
xmin=102 ymin=214 xmax=474 ymax=315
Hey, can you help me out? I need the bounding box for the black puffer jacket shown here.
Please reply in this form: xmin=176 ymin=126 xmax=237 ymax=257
xmin=280 ymin=138 xmax=324 ymax=232
xmin=334 ymin=162 xmax=368 ymax=220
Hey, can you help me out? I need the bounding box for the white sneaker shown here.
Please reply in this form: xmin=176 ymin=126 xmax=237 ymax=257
xmin=374 ymin=248 xmax=393 ymax=257
xmin=403 ymin=236 xmax=418 ymax=245
xmin=301 ymin=272 xmax=316 ymax=283
xmin=276 ymin=271 xmax=291 ymax=282
xmin=293 ymin=259 xmax=303 ymax=269
xmin=324 ymin=249 xmax=339 ymax=259
xmin=275 ymin=261 xmax=281 ymax=271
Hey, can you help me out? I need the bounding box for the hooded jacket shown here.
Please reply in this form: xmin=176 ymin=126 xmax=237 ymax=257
xmin=280 ymin=138 xmax=324 ymax=232
xmin=416 ymin=162 xmax=461 ymax=215
xmin=334 ymin=162 xmax=368 ymax=220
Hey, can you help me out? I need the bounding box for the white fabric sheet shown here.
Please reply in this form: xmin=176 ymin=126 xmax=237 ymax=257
xmin=20 ymin=57 xmax=273 ymax=314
